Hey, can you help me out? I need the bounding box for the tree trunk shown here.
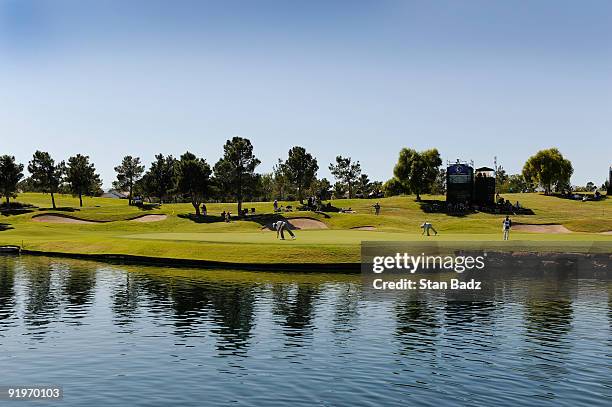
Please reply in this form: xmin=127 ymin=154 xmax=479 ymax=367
xmin=79 ymin=193 xmax=83 ymax=207
xmin=5 ymin=196 xmax=9 ymax=205
xmin=237 ymin=178 xmax=243 ymax=215
xmin=128 ymin=183 xmax=133 ymax=206
xmin=193 ymin=201 xmax=200 ymax=216
xmin=298 ymin=186 xmax=303 ymax=204
xmin=51 ymin=192 xmax=56 ymax=209
xmin=416 ymin=192 xmax=421 ymax=201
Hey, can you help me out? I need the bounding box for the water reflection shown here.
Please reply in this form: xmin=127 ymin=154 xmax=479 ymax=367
xmin=205 ymin=284 xmax=255 ymax=354
xmin=60 ymin=262 xmax=97 ymax=320
xmin=395 ymin=298 xmax=440 ymax=354
xmin=520 ymin=280 xmax=575 ymax=388
xmin=112 ymin=272 xmax=141 ymax=326
xmin=0 ymin=255 xmax=610 ymax=407
xmin=22 ymin=259 xmax=59 ymax=336
xmin=0 ymin=257 xmax=15 ymax=326
xmin=332 ymin=285 xmax=361 ymax=336
xmin=272 ymin=284 xmax=319 ymax=345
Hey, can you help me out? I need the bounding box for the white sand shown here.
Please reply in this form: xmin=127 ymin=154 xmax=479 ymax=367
xmin=32 ymin=215 xmax=97 ymax=224
xmin=512 ymin=224 xmax=571 ymax=234
xmin=263 ymin=217 xmax=328 ymax=230
xmin=129 ymin=214 xmax=167 ymax=222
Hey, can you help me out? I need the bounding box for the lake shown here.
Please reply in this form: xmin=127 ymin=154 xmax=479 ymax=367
xmin=0 ymin=255 xmax=610 ymax=406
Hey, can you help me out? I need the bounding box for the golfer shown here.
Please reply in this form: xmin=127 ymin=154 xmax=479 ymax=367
xmin=272 ymin=221 xmax=296 ymax=240
xmin=420 ymin=221 xmax=437 ymax=236
xmin=502 ymin=216 xmax=512 ymax=240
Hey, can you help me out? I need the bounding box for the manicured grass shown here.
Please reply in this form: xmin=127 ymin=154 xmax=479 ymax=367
xmin=0 ymin=192 xmax=610 ymax=265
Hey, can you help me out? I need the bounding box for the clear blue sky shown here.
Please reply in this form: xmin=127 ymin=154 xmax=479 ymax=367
xmin=1 ymin=0 xmax=610 ymax=188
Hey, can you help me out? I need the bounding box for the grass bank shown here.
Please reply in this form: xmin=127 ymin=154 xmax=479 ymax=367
xmin=0 ymin=192 xmax=610 ymax=267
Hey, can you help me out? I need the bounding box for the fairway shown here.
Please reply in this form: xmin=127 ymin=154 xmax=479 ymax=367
xmin=124 ymin=230 xmax=414 ymax=244
xmin=0 ymin=192 xmax=610 ymax=265
xmin=122 ymin=229 xmax=607 ymax=245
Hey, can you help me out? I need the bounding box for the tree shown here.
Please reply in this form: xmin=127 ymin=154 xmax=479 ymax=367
xmin=584 ymin=182 xmax=596 ymax=192
xmin=328 ymin=156 xmax=361 ymax=198
xmin=282 ymin=146 xmax=318 ymax=203
xmin=495 ymin=166 xmax=509 ymax=191
xmin=393 ymin=148 xmax=442 ymax=201
xmin=18 ymin=177 xmax=41 ymax=193
xmin=0 ymin=155 xmax=24 ymax=205
xmin=175 ymin=152 xmax=212 ymax=216
xmin=430 ymin=168 xmax=446 ymax=195
xmin=332 ymin=181 xmax=347 ymax=199
xmin=257 ymin=173 xmax=275 ymax=202
xmin=358 ymin=174 xmax=371 ymax=196
xmin=65 ymin=154 xmax=101 ymax=207
xmin=134 ymin=172 xmax=154 ymax=202
xmin=146 ymin=154 xmax=176 ymax=203
xmin=272 ymin=159 xmax=293 ymax=200
xmin=213 ymin=137 xmax=260 ymax=215
xmin=369 ymin=181 xmax=383 ymax=196
xmin=522 ymin=148 xmax=573 ymax=195
xmin=307 ymin=178 xmax=332 ymax=201
xmin=27 ymin=151 xmax=64 ymax=209
xmin=113 ymin=156 xmax=145 ymax=205
xmin=382 ymin=177 xmax=404 ymax=197
xmin=506 ymin=174 xmax=532 ymax=193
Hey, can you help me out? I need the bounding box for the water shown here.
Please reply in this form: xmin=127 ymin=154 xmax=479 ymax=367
xmin=0 ymin=255 xmax=610 ymax=406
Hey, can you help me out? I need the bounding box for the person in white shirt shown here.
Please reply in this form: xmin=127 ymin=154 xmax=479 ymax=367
xmin=502 ymin=216 xmax=512 ymax=240
xmin=420 ymin=221 xmax=438 ymax=236
xmin=272 ymin=221 xmax=296 ymax=240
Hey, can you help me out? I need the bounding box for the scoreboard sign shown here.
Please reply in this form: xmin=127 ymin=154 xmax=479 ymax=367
xmin=448 ymin=164 xmax=472 ymax=184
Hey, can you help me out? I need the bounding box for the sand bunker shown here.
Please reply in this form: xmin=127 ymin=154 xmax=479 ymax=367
xmin=263 ymin=217 xmax=328 ymax=230
xmin=288 ymin=218 xmax=328 ymax=229
xmin=129 ymin=214 xmax=167 ymax=222
xmin=32 ymin=215 xmax=97 ymax=224
xmin=601 ymin=231 xmax=612 ymax=235
xmin=351 ymin=226 xmax=377 ymax=231
xmin=512 ymin=224 xmax=571 ymax=234
xmin=32 ymin=214 xmax=167 ymax=224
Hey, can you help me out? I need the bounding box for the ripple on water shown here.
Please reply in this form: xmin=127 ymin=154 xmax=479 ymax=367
xmin=0 ymin=256 xmax=610 ymax=406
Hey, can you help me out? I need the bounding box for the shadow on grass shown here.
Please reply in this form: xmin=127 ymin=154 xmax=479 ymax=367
xmin=0 ymin=202 xmax=38 ymax=217
xmin=549 ymin=192 xmax=608 ymax=202
xmin=178 ymin=214 xmax=227 ymax=224
xmin=0 ymin=223 xmax=14 ymax=231
xmin=418 ymin=200 xmax=471 ymax=218
xmin=418 ymin=199 xmax=534 ymax=217
xmin=1 ymin=208 xmax=35 ymax=216
xmin=137 ymin=203 xmax=161 ymax=211
xmin=178 ymin=212 xmax=317 ymax=229
xmin=38 ymin=207 xmax=79 ymax=212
